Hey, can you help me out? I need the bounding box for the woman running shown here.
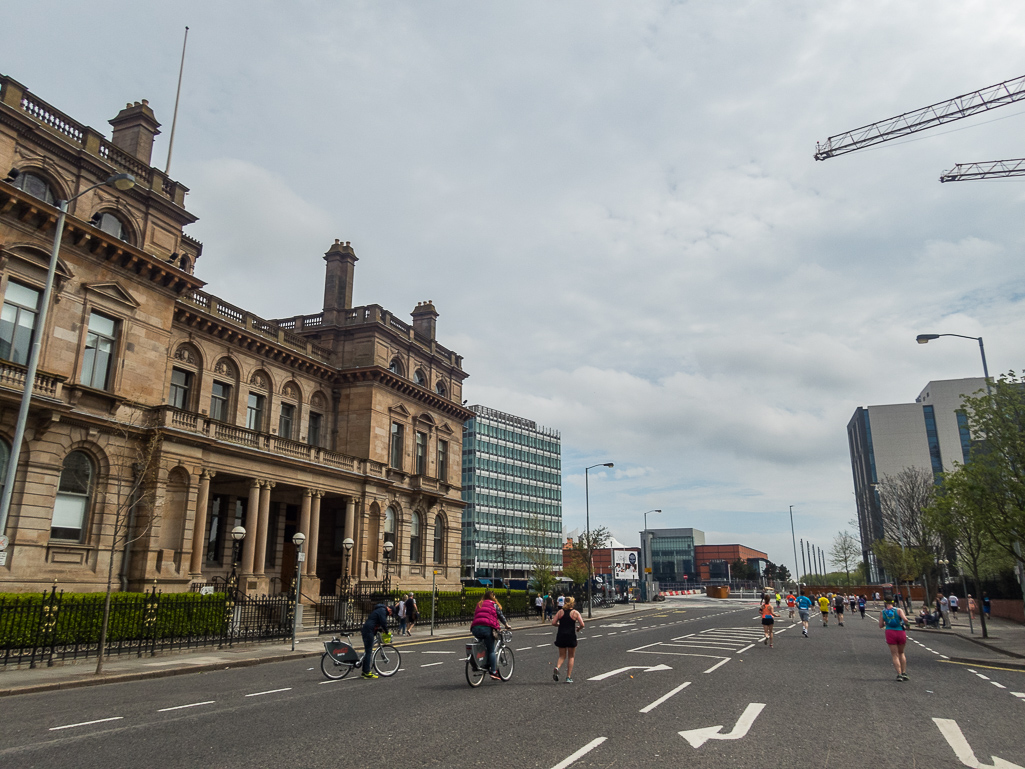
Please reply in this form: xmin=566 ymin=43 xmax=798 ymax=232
xmin=878 ymin=597 xmax=910 ymax=681
xmin=760 ymin=596 xmax=778 ymax=647
xmin=552 ymin=596 xmax=585 ymax=683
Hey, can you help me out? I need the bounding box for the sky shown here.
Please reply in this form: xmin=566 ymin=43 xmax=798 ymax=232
xmin=7 ymin=1 xmax=1025 ymax=577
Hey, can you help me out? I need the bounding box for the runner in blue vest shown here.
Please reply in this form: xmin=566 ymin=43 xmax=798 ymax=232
xmin=796 ymin=593 xmax=814 ymax=638
xmin=878 ymin=597 xmax=909 ymax=681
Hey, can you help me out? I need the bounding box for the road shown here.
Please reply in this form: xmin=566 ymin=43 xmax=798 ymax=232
xmin=1 ymin=598 xmax=1023 ymax=768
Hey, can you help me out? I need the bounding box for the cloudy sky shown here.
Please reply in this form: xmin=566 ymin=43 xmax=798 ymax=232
xmin=8 ymin=1 xmax=1025 ymax=575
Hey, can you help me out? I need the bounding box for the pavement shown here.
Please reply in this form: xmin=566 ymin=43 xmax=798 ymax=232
xmin=908 ymin=612 xmax=1025 ymax=667
xmin=0 ymin=599 xmax=662 ymax=697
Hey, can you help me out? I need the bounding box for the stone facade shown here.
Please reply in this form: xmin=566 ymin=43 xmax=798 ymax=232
xmin=0 ymin=73 xmax=471 ymax=596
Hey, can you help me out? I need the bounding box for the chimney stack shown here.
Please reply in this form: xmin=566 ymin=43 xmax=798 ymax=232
xmin=411 ymin=300 xmax=438 ymax=340
xmin=109 ymin=100 xmax=161 ymax=165
xmin=323 ymin=240 xmax=358 ymax=323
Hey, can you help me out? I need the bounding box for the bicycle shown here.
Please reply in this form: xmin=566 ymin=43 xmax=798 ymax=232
xmin=321 ymin=632 xmax=401 ymax=679
xmin=465 ymin=629 xmax=514 ymax=687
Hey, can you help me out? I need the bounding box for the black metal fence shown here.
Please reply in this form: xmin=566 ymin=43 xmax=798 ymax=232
xmin=0 ymin=584 xmax=294 ymax=669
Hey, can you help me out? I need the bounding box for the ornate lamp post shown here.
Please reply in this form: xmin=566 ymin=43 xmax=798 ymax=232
xmin=584 ymin=462 xmax=614 ymax=619
xmin=383 ymin=540 xmax=394 ymax=592
xmin=342 ymin=537 xmax=354 ymax=592
xmin=290 ymin=531 xmax=306 ymax=651
xmin=225 ymin=525 xmax=246 ymax=642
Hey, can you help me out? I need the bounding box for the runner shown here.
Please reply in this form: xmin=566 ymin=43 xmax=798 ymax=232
xmin=775 ymin=592 xmax=781 ymax=609
xmin=834 ymin=593 xmax=846 ymax=627
xmin=849 ymin=594 xmax=857 ymax=614
xmin=857 ymin=594 xmax=867 ymax=619
xmin=818 ymin=594 xmax=831 ymax=626
xmin=796 ymin=593 xmax=814 ymax=637
xmin=878 ymin=597 xmax=910 ymax=681
xmin=760 ymin=596 xmax=778 ymax=647
xmin=785 ymin=591 xmax=796 ymax=619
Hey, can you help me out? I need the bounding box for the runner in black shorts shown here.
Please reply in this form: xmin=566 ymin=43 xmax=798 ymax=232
xmin=834 ymin=593 xmax=845 ymax=626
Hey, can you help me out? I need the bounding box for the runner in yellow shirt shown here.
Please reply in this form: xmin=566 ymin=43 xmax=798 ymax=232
xmin=818 ymin=595 xmax=831 ymax=627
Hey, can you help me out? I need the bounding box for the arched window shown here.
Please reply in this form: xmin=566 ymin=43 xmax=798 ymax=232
xmin=384 ymin=506 xmax=396 ymax=549
xmin=93 ymin=212 xmax=131 ymax=244
xmin=410 ymin=512 xmax=422 ymax=563
xmin=413 ymin=369 xmax=426 ymax=386
xmin=389 ymin=358 xmax=403 ymax=376
xmin=433 ymin=516 xmax=445 ymax=564
xmin=435 ymin=380 xmax=446 ymax=397
xmin=13 ymin=171 xmax=55 ymax=205
xmin=51 ymin=451 xmax=94 ymax=541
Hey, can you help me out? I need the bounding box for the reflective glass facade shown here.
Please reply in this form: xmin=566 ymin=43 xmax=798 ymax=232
xmin=461 ymin=405 xmax=561 ymax=578
xmin=649 ymin=529 xmax=702 ymax=583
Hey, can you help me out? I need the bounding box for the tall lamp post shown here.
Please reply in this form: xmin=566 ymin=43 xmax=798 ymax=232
xmin=341 ymin=537 xmax=354 ymax=592
xmin=226 ymin=525 xmax=246 ymax=641
xmin=0 ymin=172 xmax=136 ymax=536
xmin=584 ymin=462 xmax=614 ymax=619
xmin=290 ymin=531 xmax=306 ymax=651
xmin=789 ymin=506 xmax=801 ymax=594
xmin=916 ymin=333 xmax=990 ymax=393
xmin=642 ymin=509 xmax=661 ymax=602
xmin=383 ymin=540 xmax=394 ymax=592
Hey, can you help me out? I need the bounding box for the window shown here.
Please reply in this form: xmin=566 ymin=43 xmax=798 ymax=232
xmin=437 ymin=439 xmax=448 ymax=482
xmin=413 ymin=369 xmax=426 ymax=386
xmin=389 ymin=358 xmax=403 ymax=376
xmin=308 ymin=412 xmax=323 ymax=447
xmin=13 ymin=172 xmax=54 ymax=205
xmin=433 ymin=516 xmax=445 ymax=564
xmin=0 ymin=282 xmax=40 ymax=365
xmin=96 ymin=212 xmax=126 ymax=241
xmin=169 ymin=367 xmax=193 ymax=410
xmin=51 ymin=451 xmax=93 ymax=541
xmin=410 ymin=513 xmax=422 ymax=563
xmin=435 ymin=381 xmax=446 ymax=397
xmin=384 ymin=506 xmax=396 ymax=548
xmin=390 ymin=422 xmax=404 ymax=469
xmin=246 ymin=392 xmax=266 ymax=431
xmin=210 ymin=381 xmax=232 ymax=422
xmin=81 ymin=312 xmax=117 ymax=390
xmin=278 ymin=402 xmax=295 ymax=440
xmin=415 ymin=431 xmax=427 ymax=475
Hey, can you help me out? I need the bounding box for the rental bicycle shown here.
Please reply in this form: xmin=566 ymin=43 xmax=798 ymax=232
xmin=465 ymin=629 xmax=514 ymax=687
xmin=321 ymin=632 xmax=401 ymax=679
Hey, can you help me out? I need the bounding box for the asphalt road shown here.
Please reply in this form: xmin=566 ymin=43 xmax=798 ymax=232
xmin=1 ymin=599 xmax=1023 ymax=769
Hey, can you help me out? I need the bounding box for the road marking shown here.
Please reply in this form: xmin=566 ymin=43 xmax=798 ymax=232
xmin=517 ymin=646 xmax=534 ymax=651
xmin=50 ymin=717 xmax=124 ymax=731
xmin=704 ymin=658 xmax=730 ymax=674
xmin=421 ymin=650 xmax=456 ymax=654
xmin=943 ymin=661 xmax=1025 ymax=674
xmin=591 ymin=634 xmax=602 ymax=638
xmin=589 ymin=663 xmax=672 ymax=681
xmin=1012 ymin=692 xmax=1025 ymax=698
xmin=679 ymin=703 xmax=765 ymax=748
xmin=737 ymin=644 xmax=755 ymax=653
xmin=992 ymin=682 xmax=1007 ymax=689
xmin=977 ymin=674 xmax=991 ymax=680
xmin=245 ymin=688 xmax=292 ymax=697
xmin=157 ymin=701 xmax=215 ymax=712
xmin=421 ymin=662 xmax=444 ymax=667
xmin=933 ymin=717 xmax=1025 ymax=768
xmin=549 ymin=737 xmax=608 ymax=769
xmin=640 ymin=681 xmax=692 ymax=713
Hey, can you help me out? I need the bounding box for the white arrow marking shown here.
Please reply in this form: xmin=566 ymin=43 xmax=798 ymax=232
xmin=933 ymin=718 xmax=1024 ymax=768
xmin=679 ymin=703 xmax=766 ymax=748
xmin=588 ymin=663 xmax=672 ymax=681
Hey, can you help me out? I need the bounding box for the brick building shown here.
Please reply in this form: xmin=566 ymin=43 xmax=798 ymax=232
xmin=695 ymin=544 xmax=769 ymax=581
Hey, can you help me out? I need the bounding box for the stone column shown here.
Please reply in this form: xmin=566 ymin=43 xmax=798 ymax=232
xmin=253 ymin=481 xmax=275 ymax=576
xmin=240 ymin=478 xmax=261 ymax=575
xmin=307 ymin=491 xmax=323 ymax=576
xmin=188 ymin=469 xmax=215 ymax=578
xmin=298 ymin=489 xmax=313 ymax=576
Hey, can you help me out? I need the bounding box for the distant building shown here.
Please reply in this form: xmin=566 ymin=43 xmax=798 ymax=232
xmin=562 ymin=535 xmax=640 ymax=587
xmin=641 ymin=528 xmax=705 ymax=584
xmin=694 ymin=544 xmax=769 ymax=582
xmin=461 ymin=406 xmax=561 ymax=580
xmin=848 ymin=377 xmax=985 ymax=581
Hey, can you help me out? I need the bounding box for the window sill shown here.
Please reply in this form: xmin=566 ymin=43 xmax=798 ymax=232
xmin=65 ymin=383 xmax=125 ymax=414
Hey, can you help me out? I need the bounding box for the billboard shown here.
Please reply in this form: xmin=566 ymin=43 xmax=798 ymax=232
xmin=614 ymin=550 xmax=639 ymax=581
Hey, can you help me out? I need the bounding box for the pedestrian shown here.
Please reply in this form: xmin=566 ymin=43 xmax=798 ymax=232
xmin=939 ymin=594 xmax=950 ymax=629
xmin=360 ymin=602 xmax=392 ymax=679
xmin=405 ymin=593 xmax=419 ymax=635
xmin=535 ymin=594 xmax=543 ymax=620
xmin=397 ymin=593 xmax=408 ymax=636
xmin=983 ymin=592 xmax=991 ymax=616
xmin=858 ymin=594 xmax=866 ymax=619
xmin=949 ymin=594 xmax=959 ymax=624
xmin=552 ymin=596 xmax=584 ymax=683
xmin=785 ymin=591 xmax=796 ymax=619
xmin=818 ymin=594 xmax=831 ymax=626
xmin=797 ymin=593 xmax=813 ymax=637
xmin=471 ymin=589 xmax=513 ymax=681
xmin=834 ymin=593 xmax=846 ymax=627
xmin=760 ymin=595 xmax=778 ymax=647
xmin=557 ymin=594 xmax=565 ymax=610
xmin=544 ymin=595 xmax=555 ymax=622
xmin=968 ymin=594 xmax=977 ymax=620
xmin=878 ymin=597 xmax=910 ymax=681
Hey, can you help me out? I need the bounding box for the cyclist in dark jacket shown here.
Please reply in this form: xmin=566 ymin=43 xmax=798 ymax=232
xmin=361 ymin=603 xmax=391 ymax=679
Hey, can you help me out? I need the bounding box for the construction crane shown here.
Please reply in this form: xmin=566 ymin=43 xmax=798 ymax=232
xmin=939 ymin=158 xmax=1025 ymax=182
xmin=814 ymin=74 xmax=1025 ymax=175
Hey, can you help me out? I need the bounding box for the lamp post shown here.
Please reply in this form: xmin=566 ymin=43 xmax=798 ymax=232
xmin=291 ymin=531 xmax=306 ymax=651
xmin=916 ymin=333 xmax=990 ymax=393
xmin=383 ymin=540 xmax=394 ymax=592
xmin=342 ymin=537 xmax=354 ymax=592
xmin=584 ymin=462 xmax=614 ymax=619
xmin=226 ymin=525 xmax=246 ymax=641
xmin=789 ymin=505 xmax=801 ymax=594
xmin=0 ymin=173 xmax=136 ymax=536
xmin=642 ymin=509 xmax=661 ymax=602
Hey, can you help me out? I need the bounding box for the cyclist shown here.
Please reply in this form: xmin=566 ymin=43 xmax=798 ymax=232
xmin=785 ymin=591 xmax=796 ymax=619
xmin=471 ymin=589 xmax=513 ymax=681
xmin=796 ymin=592 xmax=813 ymax=637
xmin=361 ymin=602 xmax=392 ymax=679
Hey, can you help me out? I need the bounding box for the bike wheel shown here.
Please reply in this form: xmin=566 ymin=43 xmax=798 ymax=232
xmin=320 ymin=652 xmax=353 ymax=680
xmin=465 ymin=657 xmax=485 ymax=687
xmin=373 ymin=644 xmax=401 ymax=677
xmin=496 ymin=647 xmax=515 ymax=681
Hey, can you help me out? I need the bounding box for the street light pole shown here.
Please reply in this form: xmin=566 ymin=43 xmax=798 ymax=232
xmin=0 ymin=173 xmax=136 ymax=536
xmin=584 ymin=462 xmax=614 ymax=619
xmin=291 ymin=531 xmax=306 ymax=651
xmin=642 ymin=509 xmax=661 ymax=602
xmin=789 ymin=505 xmax=800 ymax=593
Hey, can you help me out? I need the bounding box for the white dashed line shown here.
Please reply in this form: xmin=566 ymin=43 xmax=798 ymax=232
xmin=737 ymin=644 xmax=755 ymax=653
xmin=992 ymin=682 xmax=1007 ymax=689
xmin=421 ymin=662 xmax=444 ymax=668
xmin=245 ymin=688 xmax=292 ymax=697
xmin=50 ymin=717 xmax=124 ymax=731
xmin=703 ymin=658 xmax=730 ymax=674
xmin=157 ymin=701 xmax=215 ymax=712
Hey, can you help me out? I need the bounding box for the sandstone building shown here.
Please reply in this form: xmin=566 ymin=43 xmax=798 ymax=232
xmin=0 ymin=73 xmax=471 ymax=595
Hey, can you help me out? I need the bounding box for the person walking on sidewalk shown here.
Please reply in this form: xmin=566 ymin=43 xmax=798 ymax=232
xmin=818 ymin=594 xmax=831 ymax=626
xmin=949 ymin=594 xmax=959 ymax=624
xmin=797 ymin=593 xmax=813 ymax=637
xmin=397 ymin=594 xmax=409 ymax=636
xmin=405 ymin=593 xmax=419 ymax=635
xmin=879 ymin=597 xmax=910 ymax=681
xmin=760 ymin=596 xmax=778 ymax=647
xmin=544 ymin=595 xmax=555 ymax=622
xmin=552 ymin=596 xmax=585 ymax=683
xmin=939 ymin=594 xmax=950 ymax=629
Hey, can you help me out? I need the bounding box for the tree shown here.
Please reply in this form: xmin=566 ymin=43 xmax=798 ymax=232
xmin=574 ymin=525 xmax=611 ymax=586
xmin=877 ymin=467 xmax=939 ymax=552
xmin=830 ymin=531 xmax=860 ymax=586
xmin=776 ymin=565 xmax=791 ymax=584
xmin=762 ymin=562 xmax=777 ymax=583
xmin=872 ymin=539 xmax=933 ymax=604
xmin=524 ymin=515 xmax=558 ymax=596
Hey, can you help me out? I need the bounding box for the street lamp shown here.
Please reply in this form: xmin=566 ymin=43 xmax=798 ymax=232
xmin=342 ymin=537 xmax=354 ymax=592
xmin=642 ymin=509 xmax=661 ymax=602
xmin=291 ymin=531 xmax=306 ymax=651
xmin=225 ymin=525 xmax=246 ymax=641
xmin=0 ymin=173 xmax=136 ymax=536
xmin=789 ymin=506 xmax=801 ymax=594
xmin=916 ymin=333 xmax=990 ymax=393
xmin=383 ymin=540 xmax=394 ymax=590
xmin=584 ymin=462 xmax=614 ymax=619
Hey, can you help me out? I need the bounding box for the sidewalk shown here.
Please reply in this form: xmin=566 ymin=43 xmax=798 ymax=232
xmin=0 ymin=601 xmax=662 ymax=698
xmin=909 ymin=614 xmax=1025 ymax=669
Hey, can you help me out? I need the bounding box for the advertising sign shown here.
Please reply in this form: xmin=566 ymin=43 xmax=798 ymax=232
xmin=614 ymin=551 xmax=639 ymax=581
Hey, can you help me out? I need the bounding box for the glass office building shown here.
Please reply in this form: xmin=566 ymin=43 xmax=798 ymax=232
xmin=461 ymin=405 xmax=562 ymax=579
xmin=644 ymin=527 xmax=705 ymax=584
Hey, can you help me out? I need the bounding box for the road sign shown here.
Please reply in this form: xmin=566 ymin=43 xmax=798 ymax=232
xmin=933 ymin=717 xmax=1023 ymax=768
xmin=0 ymin=534 xmax=8 ymax=551
xmin=297 ymin=552 xmax=305 ymax=562
xmin=0 ymin=551 xmax=6 ymax=566
xmin=588 ymin=663 xmax=671 ymax=681
xmin=679 ymin=703 xmax=766 ymax=748
xmin=644 ymin=567 xmax=652 ymax=574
